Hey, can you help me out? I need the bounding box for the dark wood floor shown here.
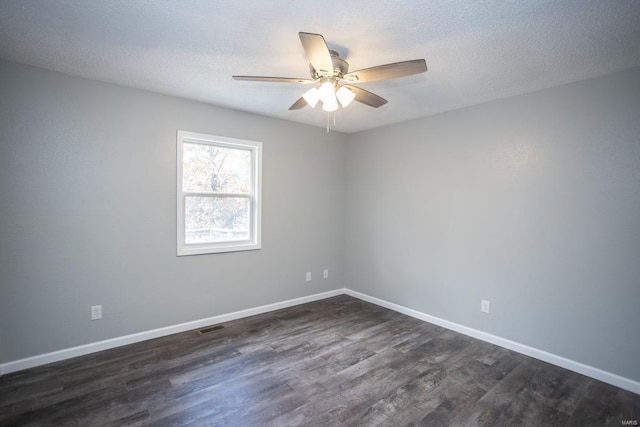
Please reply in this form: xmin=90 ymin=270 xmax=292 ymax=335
xmin=1 ymin=295 xmax=638 ymax=426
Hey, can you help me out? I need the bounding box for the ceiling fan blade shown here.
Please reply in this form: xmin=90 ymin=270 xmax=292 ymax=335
xmin=233 ymin=76 xmax=315 ymax=84
xmin=343 ymin=85 xmax=387 ymax=108
xmin=344 ymin=59 xmax=427 ymax=83
xmin=298 ymin=32 xmax=334 ymax=76
xmin=289 ymin=97 xmax=308 ymax=110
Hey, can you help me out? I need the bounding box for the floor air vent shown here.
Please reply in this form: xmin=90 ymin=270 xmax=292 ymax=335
xmin=199 ymin=325 xmax=224 ymax=335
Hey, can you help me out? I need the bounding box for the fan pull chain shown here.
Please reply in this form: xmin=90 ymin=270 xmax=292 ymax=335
xmin=324 ymin=111 xmax=339 ymax=133
xmin=325 ymin=111 xmax=338 ymax=133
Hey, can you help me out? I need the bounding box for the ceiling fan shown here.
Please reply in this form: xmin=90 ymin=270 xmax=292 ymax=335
xmin=233 ymin=32 xmax=427 ymax=112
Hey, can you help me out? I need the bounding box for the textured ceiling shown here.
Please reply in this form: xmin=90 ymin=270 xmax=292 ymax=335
xmin=1 ymin=1 xmax=639 ymax=133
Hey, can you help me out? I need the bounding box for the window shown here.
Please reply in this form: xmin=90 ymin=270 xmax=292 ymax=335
xmin=177 ymin=130 xmax=262 ymax=255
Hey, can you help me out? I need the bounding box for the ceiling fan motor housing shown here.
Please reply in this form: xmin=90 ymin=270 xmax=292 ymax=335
xmin=310 ymin=50 xmax=349 ymax=80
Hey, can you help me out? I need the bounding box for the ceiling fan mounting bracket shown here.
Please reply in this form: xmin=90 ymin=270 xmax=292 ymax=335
xmin=329 ymin=50 xmax=349 ymax=78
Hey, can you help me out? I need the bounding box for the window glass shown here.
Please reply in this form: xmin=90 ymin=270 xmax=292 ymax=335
xmin=177 ymin=131 xmax=262 ymax=256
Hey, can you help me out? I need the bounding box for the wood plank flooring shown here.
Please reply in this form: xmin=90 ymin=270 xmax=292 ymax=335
xmin=1 ymin=295 xmax=638 ymax=426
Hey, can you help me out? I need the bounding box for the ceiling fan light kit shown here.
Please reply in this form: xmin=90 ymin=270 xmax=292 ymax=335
xmin=319 ymin=81 xmax=339 ymax=111
xmin=302 ymin=86 xmax=320 ymax=108
xmin=336 ymin=86 xmax=356 ymax=107
xmin=233 ymin=32 xmax=427 ymax=116
xmin=301 ymin=80 xmax=355 ymax=111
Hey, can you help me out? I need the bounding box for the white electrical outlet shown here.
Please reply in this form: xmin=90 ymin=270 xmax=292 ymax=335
xmin=306 ymin=272 xmax=312 ymax=282
xmin=481 ymin=300 xmax=491 ymax=314
xmin=323 ymin=269 xmax=329 ymax=279
xmin=91 ymin=305 xmax=102 ymax=320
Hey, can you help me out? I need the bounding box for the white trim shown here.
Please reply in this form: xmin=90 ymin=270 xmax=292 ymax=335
xmin=344 ymin=289 xmax=640 ymax=395
xmin=2 ymin=287 xmax=638 ymax=395
xmin=0 ymin=289 xmax=345 ymax=376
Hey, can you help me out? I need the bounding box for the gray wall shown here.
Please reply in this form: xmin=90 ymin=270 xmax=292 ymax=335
xmin=2 ymin=57 xmax=639 ymax=384
xmin=0 ymin=60 xmax=346 ymax=363
xmin=345 ymin=67 xmax=640 ymax=382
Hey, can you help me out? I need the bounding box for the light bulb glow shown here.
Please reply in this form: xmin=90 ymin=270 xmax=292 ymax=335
xmin=302 ymin=87 xmax=320 ymax=108
xmin=322 ymin=96 xmax=339 ymax=112
xmin=318 ymin=81 xmax=338 ymax=112
xmin=318 ymin=81 xmax=336 ymax=103
xmin=336 ymin=86 xmax=356 ymax=107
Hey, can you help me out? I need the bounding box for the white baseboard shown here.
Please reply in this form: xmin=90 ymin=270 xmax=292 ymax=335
xmin=2 ymin=287 xmax=638 ymax=396
xmin=0 ymin=288 xmax=345 ymax=376
xmin=344 ymin=289 xmax=640 ymax=395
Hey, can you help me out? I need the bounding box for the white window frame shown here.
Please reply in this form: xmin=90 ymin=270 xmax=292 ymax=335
xmin=177 ymin=130 xmax=262 ymax=256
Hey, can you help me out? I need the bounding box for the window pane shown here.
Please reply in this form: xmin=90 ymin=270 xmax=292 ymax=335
xmin=185 ymin=196 xmax=250 ymax=244
xmin=182 ymin=142 xmax=251 ymax=193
